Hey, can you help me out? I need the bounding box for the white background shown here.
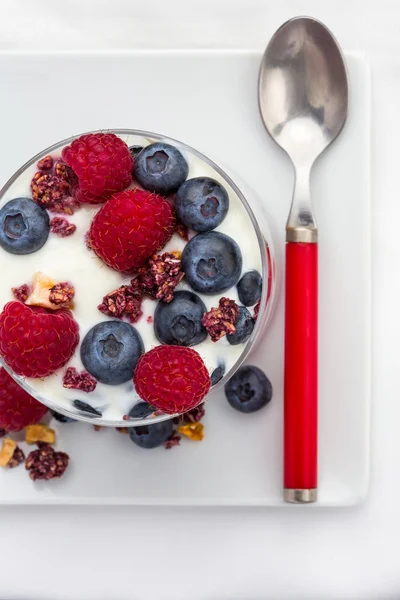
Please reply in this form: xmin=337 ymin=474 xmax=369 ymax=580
xmin=0 ymin=1 xmax=397 ymax=598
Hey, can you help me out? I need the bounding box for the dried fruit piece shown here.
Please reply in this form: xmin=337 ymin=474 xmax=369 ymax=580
xmin=201 ymin=297 xmax=239 ymax=342
xmin=164 ymin=430 xmax=181 ymax=449
xmin=50 ymin=217 xmax=76 ymax=237
xmin=25 ymin=272 xmax=74 ymax=310
xmin=25 ymin=443 xmax=69 ymax=481
xmin=11 ymin=283 xmax=31 ymax=303
xmin=116 ymin=427 xmax=128 ymax=434
xmin=0 ymin=437 xmax=16 ymax=467
xmin=98 ymin=280 xmax=143 ymax=323
xmin=175 ymin=221 xmax=189 ymax=241
xmin=137 ymin=252 xmax=184 ymax=303
xmin=8 ymin=446 xmax=25 ymax=469
xmin=49 ymin=282 xmax=75 ymax=306
xmin=253 ymin=299 xmax=261 ymax=320
xmin=62 ymin=367 xmax=97 ymax=393
xmin=177 ymin=422 xmax=204 ymax=441
xmin=37 ymin=155 xmax=54 ymax=171
xmin=73 ymin=400 xmax=102 ymax=417
xmin=26 ymin=424 xmax=56 ymax=445
xmin=174 ymin=403 xmax=205 ymax=425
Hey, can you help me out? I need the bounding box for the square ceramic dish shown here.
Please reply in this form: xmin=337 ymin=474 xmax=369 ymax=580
xmin=0 ymin=49 xmax=370 ymax=506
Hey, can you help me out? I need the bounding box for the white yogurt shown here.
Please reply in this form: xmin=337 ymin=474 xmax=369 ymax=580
xmin=0 ymin=133 xmax=263 ymax=423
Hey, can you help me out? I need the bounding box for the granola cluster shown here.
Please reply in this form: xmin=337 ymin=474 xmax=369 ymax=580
xmin=98 ymin=279 xmax=143 ymax=323
xmin=25 ymin=443 xmax=69 ymax=481
xmin=31 ymin=157 xmax=79 ymax=215
xmin=50 ymin=216 xmax=76 ymax=237
xmin=137 ymin=252 xmax=184 ymax=303
xmin=63 ymin=367 xmax=97 ymax=393
xmin=201 ymin=297 xmax=239 ymax=342
xmin=12 ymin=283 xmax=31 ymax=303
xmin=49 ymin=282 xmax=75 ymax=306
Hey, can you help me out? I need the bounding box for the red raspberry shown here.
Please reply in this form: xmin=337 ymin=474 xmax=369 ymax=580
xmin=62 ymin=133 xmax=133 ymax=204
xmin=134 ymin=346 xmax=211 ymax=414
xmin=0 ymin=302 xmax=79 ymax=378
xmin=0 ymin=367 xmax=48 ymax=432
xmin=89 ymin=189 xmax=176 ymax=272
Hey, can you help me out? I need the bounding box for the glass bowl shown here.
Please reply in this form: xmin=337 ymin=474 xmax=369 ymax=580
xmin=0 ymin=129 xmax=277 ymax=427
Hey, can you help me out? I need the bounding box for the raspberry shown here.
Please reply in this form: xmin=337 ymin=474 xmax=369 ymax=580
xmin=62 ymin=133 xmax=133 ymax=204
xmin=89 ymin=189 xmax=176 ymax=272
xmin=0 ymin=367 xmax=48 ymax=432
xmin=134 ymin=346 xmax=211 ymax=414
xmin=0 ymin=301 xmax=79 ymax=378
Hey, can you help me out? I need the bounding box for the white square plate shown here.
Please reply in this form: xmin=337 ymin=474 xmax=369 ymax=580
xmin=0 ymin=50 xmax=370 ymax=506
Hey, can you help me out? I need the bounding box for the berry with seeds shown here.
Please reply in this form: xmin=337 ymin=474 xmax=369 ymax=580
xmin=62 ymin=133 xmax=133 ymax=204
xmin=81 ymin=321 xmax=144 ymax=385
xmin=129 ymin=419 xmax=174 ymax=449
xmin=227 ymin=307 xmax=255 ymax=345
xmin=0 ymin=367 xmax=48 ymax=432
xmin=225 ymin=366 xmax=272 ymax=413
xmin=176 ymin=177 xmax=229 ymax=232
xmin=181 ymin=231 xmax=242 ymax=294
xmin=237 ymin=271 xmax=262 ymax=307
xmin=134 ymin=345 xmax=211 ymax=414
xmin=0 ymin=302 xmax=79 ymax=378
xmin=0 ymin=198 xmax=49 ymax=255
xmin=154 ymin=290 xmax=207 ymax=346
xmin=88 ymin=189 xmax=176 ymax=272
xmin=134 ymin=142 xmax=188 ymax=196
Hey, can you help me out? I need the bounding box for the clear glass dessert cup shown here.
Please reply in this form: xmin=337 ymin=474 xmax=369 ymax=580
xmin=0 ymin=129 xmax=277 ymax=427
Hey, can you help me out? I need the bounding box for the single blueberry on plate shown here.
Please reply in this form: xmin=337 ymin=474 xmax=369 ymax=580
xmin=237 ymin=270 xmax=262 ymax=306
xmin=134 ymin=142 xmax=189 ymax=196
xmin=128 ymin=145 xmax=144 ymax=160
xmin=176 ymin=177 xmax=229 ymax=232
xmin=73 ymin=400 xmax=102 ymax=417
xmin=154 ymin=290 xmax=207 ymax=346
xmin=129 ymin=419 xmax=174 ymax=449
xmin=228 ymin=307 xmax=255 ymax=345
xmin=225 ymin=365 xmax=272 ymax=413
xmin=81 ymin=321 xmax=144 ymax=385
xmin=50 ymin=409 xmax=76 ymax=423
xmin=0 ymin=197 xmax=50 ymax=255
xmin=211 ymin=363 xmax=225 ymax=386
xmin=128 ymin=402 xmax=155 ymax=419
xmin=181 ymin=231 xmax=242 ymax=294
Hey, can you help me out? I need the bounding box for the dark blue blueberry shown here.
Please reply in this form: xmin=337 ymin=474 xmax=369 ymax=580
xmin=0 ymin=197 xmax=49 ymax=255
xmin=129 ymin=419 xmax=174 ymax=449
xmin=181 ymin=231 xmax=242 ymax=295
xmin=211 ymin=363 xmax=225 ymax=386
xmin=175 ymin=177 xmax=229 ymax=232
xmin=81 ymin=321 xmax=144 ymax=385
xmin=50 ymin=409 xmax=76 ymax=423
xmin=129 ymin=145 xmax=144 ymax=160
xmin=225 ymin=365 xmax=272 ymax=413
xmin=228 ymin=307 xmax=255 ymax=346
xmin=128 ymin=402 xmax=155 ymax=419
xmin=73 ymin=400 xmax=102 ymax=417
xmin=134 ymin=142 xmax=189 ymax=196
xmin=154 ymin=290 xmax=207 ymax=346
xmin=237 ymin=270 xmax=262 ymax=306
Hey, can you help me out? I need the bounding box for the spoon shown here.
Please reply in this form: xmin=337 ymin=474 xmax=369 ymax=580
xmin=258 ymin=17 xmax=348 ymax=503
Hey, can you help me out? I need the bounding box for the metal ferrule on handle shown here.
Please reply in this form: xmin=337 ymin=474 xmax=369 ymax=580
xmin=284 ymin=223 xmax=318 ymax=503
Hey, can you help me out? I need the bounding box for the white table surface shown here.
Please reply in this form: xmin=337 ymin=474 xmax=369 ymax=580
xmin=0 ymin=1 xmax=396 ymax=598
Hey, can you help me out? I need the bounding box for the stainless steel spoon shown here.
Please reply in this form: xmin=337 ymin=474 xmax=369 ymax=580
xmin=258 ymin=17 xmax=348 ymax=503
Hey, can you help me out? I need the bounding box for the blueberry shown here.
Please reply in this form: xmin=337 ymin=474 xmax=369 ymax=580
xmin=228 ymin=307 xmax=255 ymax=345
xmin=181 ymin=231 xmax=242 ymax=294
xmin=50 ymin=409 xmax=76 ymax=423
xmin=129 ymin=145 xmax=144 ymax=160
xmin=175 ymin=177 xmax=229 ymax=232
xmin=73 ymin=400 xmax=102 ymax=417
xmin=129 ymin=419 xmax=174 ymax=449
xmin=0 ymin=197 xmax=49 ymax=255
xmin=134 ymin=142 xmax=189 ymax=196
xmin=225 ymin=366 xmax=272 ymax=413
xmin=128 ymin=402 xmax=155 ymax=419
xmin=237 ymin=271 xmax=262 ymax=306
xmin=211 ymin=363 xmax=225 ymax=385
xmin=81 ymin=321 xmax=144 ymax=385
xmin=154 ymin=290 xmax=207 ymax=346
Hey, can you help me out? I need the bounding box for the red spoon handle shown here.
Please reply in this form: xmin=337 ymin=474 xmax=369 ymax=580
xmin=284 ymin=241 xmax=318 ymax=503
